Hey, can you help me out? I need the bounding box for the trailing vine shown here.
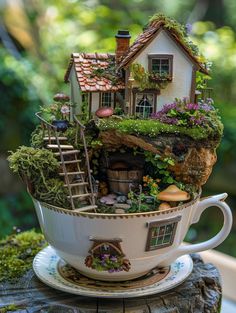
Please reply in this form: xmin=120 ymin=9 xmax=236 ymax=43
xmin=131 ymin=63 xmax=169 ymax=90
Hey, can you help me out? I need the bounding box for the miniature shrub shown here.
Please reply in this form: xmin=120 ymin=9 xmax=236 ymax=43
xmin=151 ymin=98 xmax=223 ymax=137
xmin=8 ymin=146 xmax=59 ymax=186
xmin=8 ymin=147 xmax=72 ymax=207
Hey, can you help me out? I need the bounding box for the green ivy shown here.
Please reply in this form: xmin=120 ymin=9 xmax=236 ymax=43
xmin=131 ymin=63 xmax=169 ymax=90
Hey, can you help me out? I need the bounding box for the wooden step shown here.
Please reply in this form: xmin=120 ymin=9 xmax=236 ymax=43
xmin=64 ymin=182 xmax=88 ymax=187
xmin=47 ymin=144 xmax=74 ymax=149
xmin=54 ymin=150 xmax=79 ymax=156
xmin=73 ymin=205 xmax=97 ymax=212
xmin=59 ymin=160 xmax=81 ymax=165
xmin=59 ymin=171 xmax=85 ymax=176
xmin=67 ymin=193 xmax=91 ymax=199
xmin=43 ymin=136 xmax=67 ymax=141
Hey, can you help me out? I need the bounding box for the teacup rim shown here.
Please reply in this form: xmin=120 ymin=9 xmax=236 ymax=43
xmin=31 ymin=189 xmax=201 ymax=219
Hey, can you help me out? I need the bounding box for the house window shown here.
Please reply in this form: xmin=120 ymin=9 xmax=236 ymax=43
xmin=101 ymin=92 xmax=113 ymax=107
xmin=148 ymin=54 xmax=173 ymax=78
xmin=135 ymin=93 xmax=154 ymax=118
xmin=146 ymin=216 xmax=181 ymax=251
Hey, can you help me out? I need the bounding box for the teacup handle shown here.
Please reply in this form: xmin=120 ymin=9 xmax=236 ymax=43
xmin=174 ymin=193 xmax=232 ymax=258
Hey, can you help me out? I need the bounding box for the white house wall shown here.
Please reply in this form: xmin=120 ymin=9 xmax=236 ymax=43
xmin=91 ymin=92 xmax=100 ymax=113
xmin=134 ymin=30 xmax=193 ymax=110
xmin=69 ymin=65 xmax=82 ymax=117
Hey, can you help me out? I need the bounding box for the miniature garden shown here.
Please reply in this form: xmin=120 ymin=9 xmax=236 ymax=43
xmin=8 ymin=94 xmax=223 ymax=215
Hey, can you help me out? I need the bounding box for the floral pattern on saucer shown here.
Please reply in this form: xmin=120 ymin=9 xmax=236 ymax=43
xmin=33 ymin=246 xmax=193 ymax=298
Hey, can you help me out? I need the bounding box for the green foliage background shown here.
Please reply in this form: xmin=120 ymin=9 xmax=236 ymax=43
xmin=0 ymin=0 xmax=236 ymax=256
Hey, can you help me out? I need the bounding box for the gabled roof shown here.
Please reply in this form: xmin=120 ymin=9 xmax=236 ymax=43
xmin=117 ymin=19 xmax=209 ymax=75
xmin=64 ymin=53 xmax=125 ymax=92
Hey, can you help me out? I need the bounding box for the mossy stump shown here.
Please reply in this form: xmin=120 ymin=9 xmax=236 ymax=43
xmin=99 ymin=130 xmax=218 ymax=186
xmin=0 ymin=253 xmax=221 ymax=313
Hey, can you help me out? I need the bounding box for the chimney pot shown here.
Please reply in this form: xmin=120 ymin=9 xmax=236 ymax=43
xmin=115 ymin=30 xmax=131 ymax=63
xmin=115 ymin=30 xmax=131 ymax=39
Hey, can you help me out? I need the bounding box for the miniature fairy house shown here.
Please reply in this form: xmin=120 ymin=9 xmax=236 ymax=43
xmin=64 ymin=15 xmax=208 ymax=118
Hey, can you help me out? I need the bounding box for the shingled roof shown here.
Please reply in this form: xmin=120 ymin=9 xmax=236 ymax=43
xmin=64 ymin=53 xmax=125 ymax=92
xmin=117 ymin=19 xmax=209 ymax=75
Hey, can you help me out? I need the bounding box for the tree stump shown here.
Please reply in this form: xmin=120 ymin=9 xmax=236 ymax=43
xmin=0 ymin=254 xmax=222 ymax=313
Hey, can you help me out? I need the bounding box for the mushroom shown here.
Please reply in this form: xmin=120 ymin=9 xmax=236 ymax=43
xmin=158 ymin=202 xmax=171 ymax=211
xmin=157 ymin=185 xmax=190 ymax=207
xmin=53 ymin=93 xmax=70 ymax=102
xmin=95 ymin=106 xmax=114 ymax=118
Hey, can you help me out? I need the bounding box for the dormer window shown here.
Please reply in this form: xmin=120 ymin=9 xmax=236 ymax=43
xmin=148 ymin=54 xmax=173 ymax=80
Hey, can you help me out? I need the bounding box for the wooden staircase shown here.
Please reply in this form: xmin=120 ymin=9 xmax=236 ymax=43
xmin=36 ymin=113 xmax=97 ymax=212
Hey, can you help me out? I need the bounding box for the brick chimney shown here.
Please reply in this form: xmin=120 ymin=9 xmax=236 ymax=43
xmin=115 ymin=30 xmax=131 ymax=63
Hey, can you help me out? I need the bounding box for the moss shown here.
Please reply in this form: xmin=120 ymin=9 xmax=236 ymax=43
xmin=30 ymin=125 xmax=45 ymax=148
xmin=147 ymin=13 xmax=201 ymax=59
xmin=8 ymin=146 xmax=71 ymax=208
xmin=97 ymin=118 xmax=222 ymax=141
xmin=34 ymin=178 xmax=70 ymax=208
xmin=90 ymin=58 xmax=119 ymax=85
xmin=0 ymin=230 xmax=46 ymax=282
xmin=0 ymin=304 xmax=24 ymax=313
xmin=8 ymin=146 xmax=59 ymax=186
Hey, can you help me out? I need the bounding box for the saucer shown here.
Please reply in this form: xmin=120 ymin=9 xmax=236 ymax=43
xmin=33 ymin=246 xmax=193 ymax=298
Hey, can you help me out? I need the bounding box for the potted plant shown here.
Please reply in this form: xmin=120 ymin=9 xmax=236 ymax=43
xmin=40 ymin=93 xmax=71 ymax=132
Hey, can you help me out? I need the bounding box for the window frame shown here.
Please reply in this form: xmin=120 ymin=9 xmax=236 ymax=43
xmin=145 ymin=216 xmax=181 ymax=251
xmin=101 ymin=92 xmax=114 ymax=107
xmin=132 ymin=88 xmax=160 ymax=116
xmin=135 ymin=93 xmax=155 ymax=118
xmin=148 ymin=54 xmax=173 ymax=79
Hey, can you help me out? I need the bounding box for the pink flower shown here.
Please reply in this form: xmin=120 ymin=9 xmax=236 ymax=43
xmin=61 ymin=105 xmax=70 ymax=115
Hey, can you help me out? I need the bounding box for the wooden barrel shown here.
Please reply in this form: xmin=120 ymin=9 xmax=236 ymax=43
xmin=107 ymin=169 xmax=143 ymax=194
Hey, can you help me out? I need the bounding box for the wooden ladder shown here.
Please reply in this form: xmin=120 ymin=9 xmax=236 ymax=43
xmin=36 ymin=113 xmax=97 ymax=212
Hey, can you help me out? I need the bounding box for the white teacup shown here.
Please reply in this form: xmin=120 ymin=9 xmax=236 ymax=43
xmin=33 ymin=192 xmax=232 ymax=281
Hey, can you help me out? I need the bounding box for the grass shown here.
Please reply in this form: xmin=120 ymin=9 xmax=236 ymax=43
xmin=97 ymin=117 xmax=222 ymax=141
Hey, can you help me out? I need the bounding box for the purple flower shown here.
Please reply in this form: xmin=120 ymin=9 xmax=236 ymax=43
xmin=189 ymin=115 xmax=206 ymax=126
xmin=186 ymin=103 xmax=199 ymax=110
xmin=185 ymin=23 xmax=193 ymax=35
xmin=108 ymin=269 xmax=115 ymax=273
xmin=110 ymin=255 xmax=117 ymax=262
xmin=200 ymin=104 xmax=212 ymax=112
xmin=100 ymin=254 xmax=110 ymax=260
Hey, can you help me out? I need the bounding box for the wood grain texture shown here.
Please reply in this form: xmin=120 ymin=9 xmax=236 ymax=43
xmin=0 ymin=254 xmax=221 ymax=313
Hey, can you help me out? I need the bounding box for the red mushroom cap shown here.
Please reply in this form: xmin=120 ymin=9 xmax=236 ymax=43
xmin=53 ymin=93 xmax=70 ymax=102
xmin=95 ymin=106 xmax=114 ymax=118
